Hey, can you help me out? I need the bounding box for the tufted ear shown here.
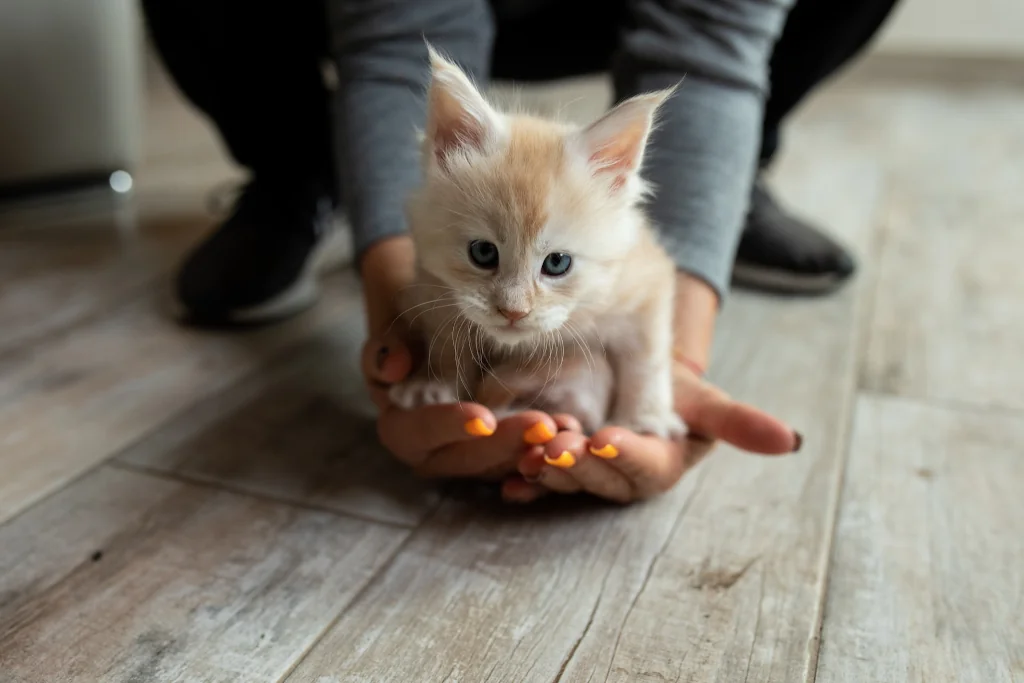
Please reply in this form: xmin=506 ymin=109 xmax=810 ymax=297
xmin=578 ymin=88 xmax=674 ymax=191
xmin=424 ymin=44 xmax=502 ymax=171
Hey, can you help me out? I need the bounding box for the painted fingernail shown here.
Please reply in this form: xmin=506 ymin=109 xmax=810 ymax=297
xmin=523 ymin=422 xmax=555 ymax=445
xmin=464 ymin=418 xmax=494 ymax=437
xmin=544 ymin=451 xmax=576 ymax=469
xmin=376 ymin=345 xmax=389 ymax=370
xmin=589 ymin=443 xmax=619 ymax=459
xmin=792 ymin=431 xmax=803 ymax=452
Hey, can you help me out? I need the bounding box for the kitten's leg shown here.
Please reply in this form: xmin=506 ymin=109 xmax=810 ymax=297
xmin=530 ymin=353 xmax=613 ymax=435
xmin=388 ymin=311 xmax=475 ymax=409
xmin=605 ymin=291 xmax=687 ymax=440
xmin=388 ymin=370 xmax=461 ymax=409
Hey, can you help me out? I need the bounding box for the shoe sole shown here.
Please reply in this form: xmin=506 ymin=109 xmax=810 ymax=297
xmin=731 ymin=261 xmax=854 ymax=296
xmin=171 ymin=217 xmax=353 ymax=326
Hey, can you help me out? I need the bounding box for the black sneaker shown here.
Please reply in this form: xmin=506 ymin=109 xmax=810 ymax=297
xmin=174 ymin=178 xmax=350 ymax=326
xmin=732 ymin=180 xmax=856 ymax=295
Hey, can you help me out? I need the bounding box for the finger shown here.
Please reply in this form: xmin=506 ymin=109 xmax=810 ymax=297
xmin=684 ymin=396 xmax=798 ymax=455
xmin=419 ymin=410 xmax=558 ymax=479
xmin=377 ymin=402 xmax=496 ymax=465
xmin=587 ymin=427 xmax=693 ymax=498
xmin=500 ymin=475 xmax=549 ymax=504
xmin=362 ymin=333 xmax=414 ymax=386
xmin=533 ymin=432 xmax=632 ymax=503
xmin=553 ymin=413 xmax=584 ymax=433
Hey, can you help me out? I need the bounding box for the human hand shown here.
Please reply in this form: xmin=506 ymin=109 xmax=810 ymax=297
xmin=501 ymin=271 xmax=800 ymax=504
xmin=502 ymin=360 xmax=801 ymax=503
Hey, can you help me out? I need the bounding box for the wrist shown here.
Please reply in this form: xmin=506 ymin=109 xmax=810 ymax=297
xmin=359 ymin=235 xmax=416 ymax=334
xmin=672 ymin=271 xmax=718 ymax=373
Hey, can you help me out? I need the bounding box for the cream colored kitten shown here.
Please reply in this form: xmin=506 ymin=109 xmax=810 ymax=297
xmin=389 ymin=48 xmax=685 ymax=440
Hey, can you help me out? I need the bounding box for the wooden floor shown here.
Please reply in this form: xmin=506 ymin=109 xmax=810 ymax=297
xmin=2 ymin=59 xmax=1023 ymax=683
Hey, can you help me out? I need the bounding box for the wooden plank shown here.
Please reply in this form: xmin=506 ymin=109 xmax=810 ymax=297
xmin=815 ymin=396 xmax=1024 ymax=683
xmin=0 ymin=271 xmax=363 ymax=526
xmin=0 ymin=466 xmax=407 ymax=683
xmin=861 ymin=85 xmax=1024 ymax=411
xmin=284 ymin=111 xmax=883 ymax=682
xmin=116 ymin=331 xmax=439 ymax=527
xmin=0 ymin=208 xmax=211 ymax=356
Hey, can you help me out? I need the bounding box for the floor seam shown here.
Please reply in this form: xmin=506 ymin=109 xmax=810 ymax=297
xmin=108 ymin=460 xmax=420 ymax=531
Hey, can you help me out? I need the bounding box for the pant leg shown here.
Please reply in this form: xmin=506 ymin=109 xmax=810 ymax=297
xmin=141 ymin=0 xmax=334 ymax=185
xmin=759 ymin=0 xmax=900 ymax=164
xmin=327 ymin=0 xmax=495 ymax=258
xmin=612 ymin=0 xmax=796 ymax=300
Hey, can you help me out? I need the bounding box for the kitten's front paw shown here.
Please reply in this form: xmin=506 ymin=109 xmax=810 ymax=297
xmin=388 ymin=378 xmax=460 ymax=409
xmin=615 ymin=410 xmax=688 ymax=441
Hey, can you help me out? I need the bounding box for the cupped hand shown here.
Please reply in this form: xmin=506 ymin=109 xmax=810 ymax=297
xmin=501 ymin=361 xmax=801 ymax=504
xmin=363 ymin=329 xmax=580 ymax=479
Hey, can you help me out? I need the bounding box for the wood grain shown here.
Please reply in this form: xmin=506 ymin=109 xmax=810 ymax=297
xmin=815 ymin=396 xmax=1024 ymax=683
xmin=284 ymin=135 xmax=884 ymax=682
xmin=116 ymin=332 xmax=439 ymax=527
xmin=859 ymin=86 xmax=1024 ymax=411
xmin=0 ymin=271 xmax=363 ymax=526
xmin=0 ymin=466 xmax=407 ymax=683
xmin=0 ymin=209 xmax=210 ymax=356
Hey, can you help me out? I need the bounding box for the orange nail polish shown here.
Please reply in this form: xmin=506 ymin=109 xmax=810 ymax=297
xmin=544 ymin=451 xmax=576 ymax=469
xmin=523 ymin=422 xmax=555 ymax=445
xmin=464 ymin=418 xmax=494 ymax=437
xmin=589 ymin=444 xmax=619 ymax=459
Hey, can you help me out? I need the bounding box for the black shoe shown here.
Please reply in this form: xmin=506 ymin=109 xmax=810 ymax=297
xmin=174 ymin=178 xmax=349 ymax=326
xmin=732 ymin=180 xmax=856 ymax=295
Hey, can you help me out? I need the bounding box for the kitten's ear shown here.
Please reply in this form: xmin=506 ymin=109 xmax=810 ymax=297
xmin=425 ymin=44 xmax=502 ymax=171
xmin=578 ymin=88 xmax=674 ymax=190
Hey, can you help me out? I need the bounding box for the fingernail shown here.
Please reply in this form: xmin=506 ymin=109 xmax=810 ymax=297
xmin=376 ymin=345 xmax=389 ymax=370
xmin=544 ymin=450 xmax=576 ymax=469
xmin=523 ymin=422 xmax=555 ymax=445
xmin=792 ymin=431 xmax=803 ymax=452
xmin=464 ymin=417 xmax=494 ymax=437
xmin=523 ymin=473 xmax=540 ymax=483
xmin=589 ymin=443 xmax=619 ymax=459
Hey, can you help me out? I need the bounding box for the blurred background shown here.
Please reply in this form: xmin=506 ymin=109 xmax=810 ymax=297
xmin=0 ymin=0 xmax=1021 ymax=219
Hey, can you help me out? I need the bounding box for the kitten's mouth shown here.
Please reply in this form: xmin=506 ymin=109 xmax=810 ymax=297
xmin=485 ymin=322 xmax=535 ymax=344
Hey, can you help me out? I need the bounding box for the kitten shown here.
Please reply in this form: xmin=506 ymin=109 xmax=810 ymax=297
xmin=389 ymin=47 xmax=685 ymax=439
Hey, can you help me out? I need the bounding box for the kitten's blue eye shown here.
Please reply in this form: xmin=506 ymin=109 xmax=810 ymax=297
xmin=468 ymin=240 xmax=499 ymax=269
xmin=542 ymin=252 xmax=572 ymax=276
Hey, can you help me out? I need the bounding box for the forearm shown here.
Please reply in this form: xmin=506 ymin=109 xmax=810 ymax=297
xmin=615 ymin=0 xmax=796 ymax=302
xmin=326 ymin=0 xmax=494 ymax=260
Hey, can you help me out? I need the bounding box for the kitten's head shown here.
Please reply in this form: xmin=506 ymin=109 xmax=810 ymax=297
xmin=408 ymin=46 xmax=672 ymax=348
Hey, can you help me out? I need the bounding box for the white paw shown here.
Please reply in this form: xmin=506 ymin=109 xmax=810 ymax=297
xmin=614 ymin=410 xmax=688 ymax=441
xmin=388 ymin=378 xmax=460 ymax=409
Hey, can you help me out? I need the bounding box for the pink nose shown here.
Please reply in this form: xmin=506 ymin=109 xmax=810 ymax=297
xmin=497 ymin=307 xmax=529 ymax=323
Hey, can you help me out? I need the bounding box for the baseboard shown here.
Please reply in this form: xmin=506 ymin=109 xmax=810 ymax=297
xmin=844 ymin=51 xmax=1024 ymax=88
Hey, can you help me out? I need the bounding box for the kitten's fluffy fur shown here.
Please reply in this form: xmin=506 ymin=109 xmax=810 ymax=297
xmin=390 ymin=48 xmax=685 ymax=439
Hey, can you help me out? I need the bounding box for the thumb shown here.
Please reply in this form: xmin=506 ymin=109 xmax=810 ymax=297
xmin=684 ymin=396 xmax=797 ymax=455
xmin=362 ymin=330 xmax=414 ymax=386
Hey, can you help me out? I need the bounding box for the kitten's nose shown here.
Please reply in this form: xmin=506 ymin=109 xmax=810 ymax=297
xmin=497 ymin=307 xmax=530 ymax=323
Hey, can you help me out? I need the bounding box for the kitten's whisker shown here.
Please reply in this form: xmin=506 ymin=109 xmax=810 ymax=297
xmin=452 ymin=315 xmax=476 ymax=403
xmin=406 ymin=302 xmax=460 ymax=328
xmin=426 ymin=312 xmax=460 ymax=383
xmin=385 ymin=294 xmax=457 ymax=336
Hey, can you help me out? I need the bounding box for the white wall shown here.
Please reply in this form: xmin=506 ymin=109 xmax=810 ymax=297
xmin=875 ymin=0 xmax=1024 ymax=58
